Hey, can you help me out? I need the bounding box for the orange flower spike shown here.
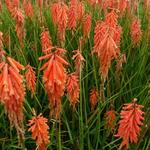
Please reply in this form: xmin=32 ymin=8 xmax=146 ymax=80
xmin=51 ymin=2 xmax=68 ymax=42
xmin=37 ymin=0 xmax=43 ymax=8
xmin=90 ymin=88 xmax=98 ymax=111
xmin=5 ymin=0 xmax=13 ymax=14
xmin=66 ymin=73 xmax=79 ymax=109
xmin=12 ymin=8 xmax=24 ymax=25
xmin=105 ymin=109 xmax=116 ymax=131
xmin=11 ymin=8 xmax=24 ymax=46
xmin=68 ymin=0 xmax=78 ymax=30
xmin=105 ymin=11 xmax=122 ymax=46
xmin=77 ymin=1 xmax=85 ymax=22
xmin=28 ymin=114 xmax=50 ymax=150
xmin=93 ymin=11 xmax=122 ymax=80
xmin=131 ymin=17 xmax=142 ymax=46
xmin=0 ymin=57 xmax=25 ymax=144
xmin=57 ymin=2 xmax=68 ymax=42
xmin=115 ymin=99 xmax=144 ymax=150
xmin=23 ymin=0 xmax=33 ymax=18
xmin=51 ymin=3 xmax=60 ymax=26
xmin=72 ymin=49 xmax=85 ymax=75
xmin=25 ymin=65 xmax=36 ymax=96
xmin=40 ymin=30 xmax=52 ymax=54
xmin=39 ymin=48 xmax=68 ymax=119
xmin=82 ymin=14 xmax=92 ymax=38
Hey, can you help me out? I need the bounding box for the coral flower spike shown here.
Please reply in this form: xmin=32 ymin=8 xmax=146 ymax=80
xmin=25 ymin=64 xmax=36 ymax=96
xmin=105 ymin=109 xmax=116 ymax=132
xmin=39 ymin=47 xmax=68 ymax=119
xmin=116 ymin=98 xmax=144 ymax=150
xmin=82 ymin=14 xmax=92 ymax=38
xmin=0 ymin=56 xmax=25 ymax=144
xmin=93 ymin=10 xmax=122 ymax=80
xmin=66 ymin=73 xmax=79 ymax=109
xmin=90 ymin=88 xmax=98 ymax=111
xmin=28 ymin=113 xmax=50 ymax=150
xmin=131 ymin=17 xmax=142 ymax=46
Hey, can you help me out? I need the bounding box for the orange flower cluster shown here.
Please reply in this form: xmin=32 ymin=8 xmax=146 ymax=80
xmin=105 ymin=109 xmax=116 ymax=131
xmin=76 ymin=1 xmax=85 ymax=22
xmin=116 ymin=100 xmax=144 ymax=149
xmin=51 ymin=2 xmax=68 ymax=43
xmin=66 ymin=73 xmax=79 ymax=109
xmin=25 ymin=64 xmax=36 ymax=96
xmin=13 ymin=8 xmax=24 ymax=46
xmin=72 ymin=49 xmax=85 ymax=75
xmin=131 ymin=17 xmax=142 ymax=46
xmin=5 ymin=0 xmax=14 ymax=13
xmin=68 ymin=0 xmax=84 ymax=30
xmin=82 ymin=14 xmax=92 ymax=38
xmin=28 ymin=114 xmax=50 ymax=150
xmin=5 ymin=0 xmax=24 ymax=46
xmin=23 ymin=0 xmax=33 ymax=18
xmin=68 ymin=0 xmax=78 ymax=30
xmin=93 ymin=11 xmax=122 ymax=80
xmin=0 ymin=56 xmax=25 ymax=143
xmin=90 ymin=88 xmax=98 ymax=111
xmin=39 ymin=46 xmax=68 ymax=119
xmin=40 ymin=30 xmax=53 ymax=53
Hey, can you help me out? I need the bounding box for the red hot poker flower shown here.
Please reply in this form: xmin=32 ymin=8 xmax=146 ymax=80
xmin=23 ymin=0 xmax=33 ymax=18
xmin=115 ymin=99 xmax=144 ymax=150
xmin=68 ymin=0 xmax=78 ymax=30
xmin=72 ymin=49 xmax=85 ymax=75
xmin=40 ymin=30 xmax=53 ymax=54
xmin=82 ymin=14 xmax=92 ymax=38
xmin=93 ymin=11 xmax=122 ymax=80
xmin=39 ymin=48 xmax=68 ymax=119
xmin=51 ymin=2 xmax=68 ymax=43
xmin=105 ymin=109 xmax=116 ymax=131
xmin=12 ymin=8 xmax=24 ymax=46
xmin=5 ymin=0 xmax=14 ymax=13
xmin=131 ymin=17 xmax=142 ymax=46
xmin=51 ymin=3 xmax=60 ymax=26
xmin=25 ymin=64 xmax=36 ymax=96
xmin=77 ymin=1 xmax=85 ymax=22
xmin=28 ymin=114 xmax=50 ymax=150
xmin=0 ymin=56 xmax=25 ymax=144
xmin=66 ymin=73 xmax=79 ymax=109
xmin=90 ymin=88 xmax=98 ymax=111
xmin=57 ymin=3 xmax=68 ymax=43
